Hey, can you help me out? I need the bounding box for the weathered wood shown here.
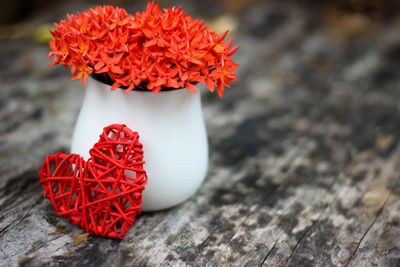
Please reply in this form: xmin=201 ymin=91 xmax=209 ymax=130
xmin=1 ymin=0 xmax=400 ymax=266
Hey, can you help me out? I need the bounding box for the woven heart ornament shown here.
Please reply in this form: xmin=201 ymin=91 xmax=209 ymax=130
xmin=39 ymin=124 xmax=147 ymax=239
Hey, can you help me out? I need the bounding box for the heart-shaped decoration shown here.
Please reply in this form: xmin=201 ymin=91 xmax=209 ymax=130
xmin=39 ymin=124 xmax=147 ymax=239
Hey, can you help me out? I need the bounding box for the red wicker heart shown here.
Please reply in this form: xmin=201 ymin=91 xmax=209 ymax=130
xmin=39 ymin=124 xmax=147 ymax=239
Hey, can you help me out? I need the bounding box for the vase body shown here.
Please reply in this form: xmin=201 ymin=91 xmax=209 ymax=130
xmin=71 ymin=77 xmax=208 ymax=211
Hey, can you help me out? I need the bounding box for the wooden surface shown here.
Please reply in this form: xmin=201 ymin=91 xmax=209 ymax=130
xmin=1 ymin=0 xmax=400 ymax=266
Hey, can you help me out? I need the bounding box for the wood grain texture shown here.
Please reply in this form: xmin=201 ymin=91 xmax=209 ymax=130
xmin=1 ymin=0 xmax=400 ymax=266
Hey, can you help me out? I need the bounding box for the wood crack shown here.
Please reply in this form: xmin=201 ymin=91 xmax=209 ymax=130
xmin=344 ymin=194 xmax=390 ymax=267
xmin=0 ymin=211 xmax=30 ymax=234
xmin=259 ymin=237 xmax=279 ymax=267
xmin=25 ymin=234 xmax=68 ymax=256
xmin=259 ymin=154 xmax=351 ymax=266
xmin=281 ymin=178 xmax=346 ymax=267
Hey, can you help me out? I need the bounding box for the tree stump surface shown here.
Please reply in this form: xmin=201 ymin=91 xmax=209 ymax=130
xmin=1 ymin=1 xmax=400 ymax=266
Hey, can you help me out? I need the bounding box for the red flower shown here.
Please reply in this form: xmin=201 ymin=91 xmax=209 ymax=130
xmin=47 ymin=2 xmax=239 ymax=97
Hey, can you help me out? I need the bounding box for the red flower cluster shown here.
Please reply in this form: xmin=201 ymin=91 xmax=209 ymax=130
xmin=48 ymin=2 xmax=239 ymax=97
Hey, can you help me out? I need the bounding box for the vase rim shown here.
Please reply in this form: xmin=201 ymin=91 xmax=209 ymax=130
xmin=89 ymin=75 xmax=197 ymax=94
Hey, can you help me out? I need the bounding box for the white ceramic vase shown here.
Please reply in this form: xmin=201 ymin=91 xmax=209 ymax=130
xmin=71 ymin=77 xmax=208 ymax=211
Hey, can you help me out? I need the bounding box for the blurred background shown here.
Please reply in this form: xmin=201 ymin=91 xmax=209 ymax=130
xmin=2 ymin=0 xmax=400 ymax=169
xmin=1 ymin=0 xmax=400 ymax=93
xmin=1 ymin=0 xmax=400 ymax=143
xmin=1 ymin=0 xmax=400 ymax=36
xmin=2 ymin=0 xmax=400 ymax=66
xmin=1 ymin=0 xmax=400 ymax=43
xmin=1 ymin=0 xmax=400 ymax=154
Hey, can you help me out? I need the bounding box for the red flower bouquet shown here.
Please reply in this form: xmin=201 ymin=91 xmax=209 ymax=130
xmin=47 ymin=2 xmax=239 ymax=97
